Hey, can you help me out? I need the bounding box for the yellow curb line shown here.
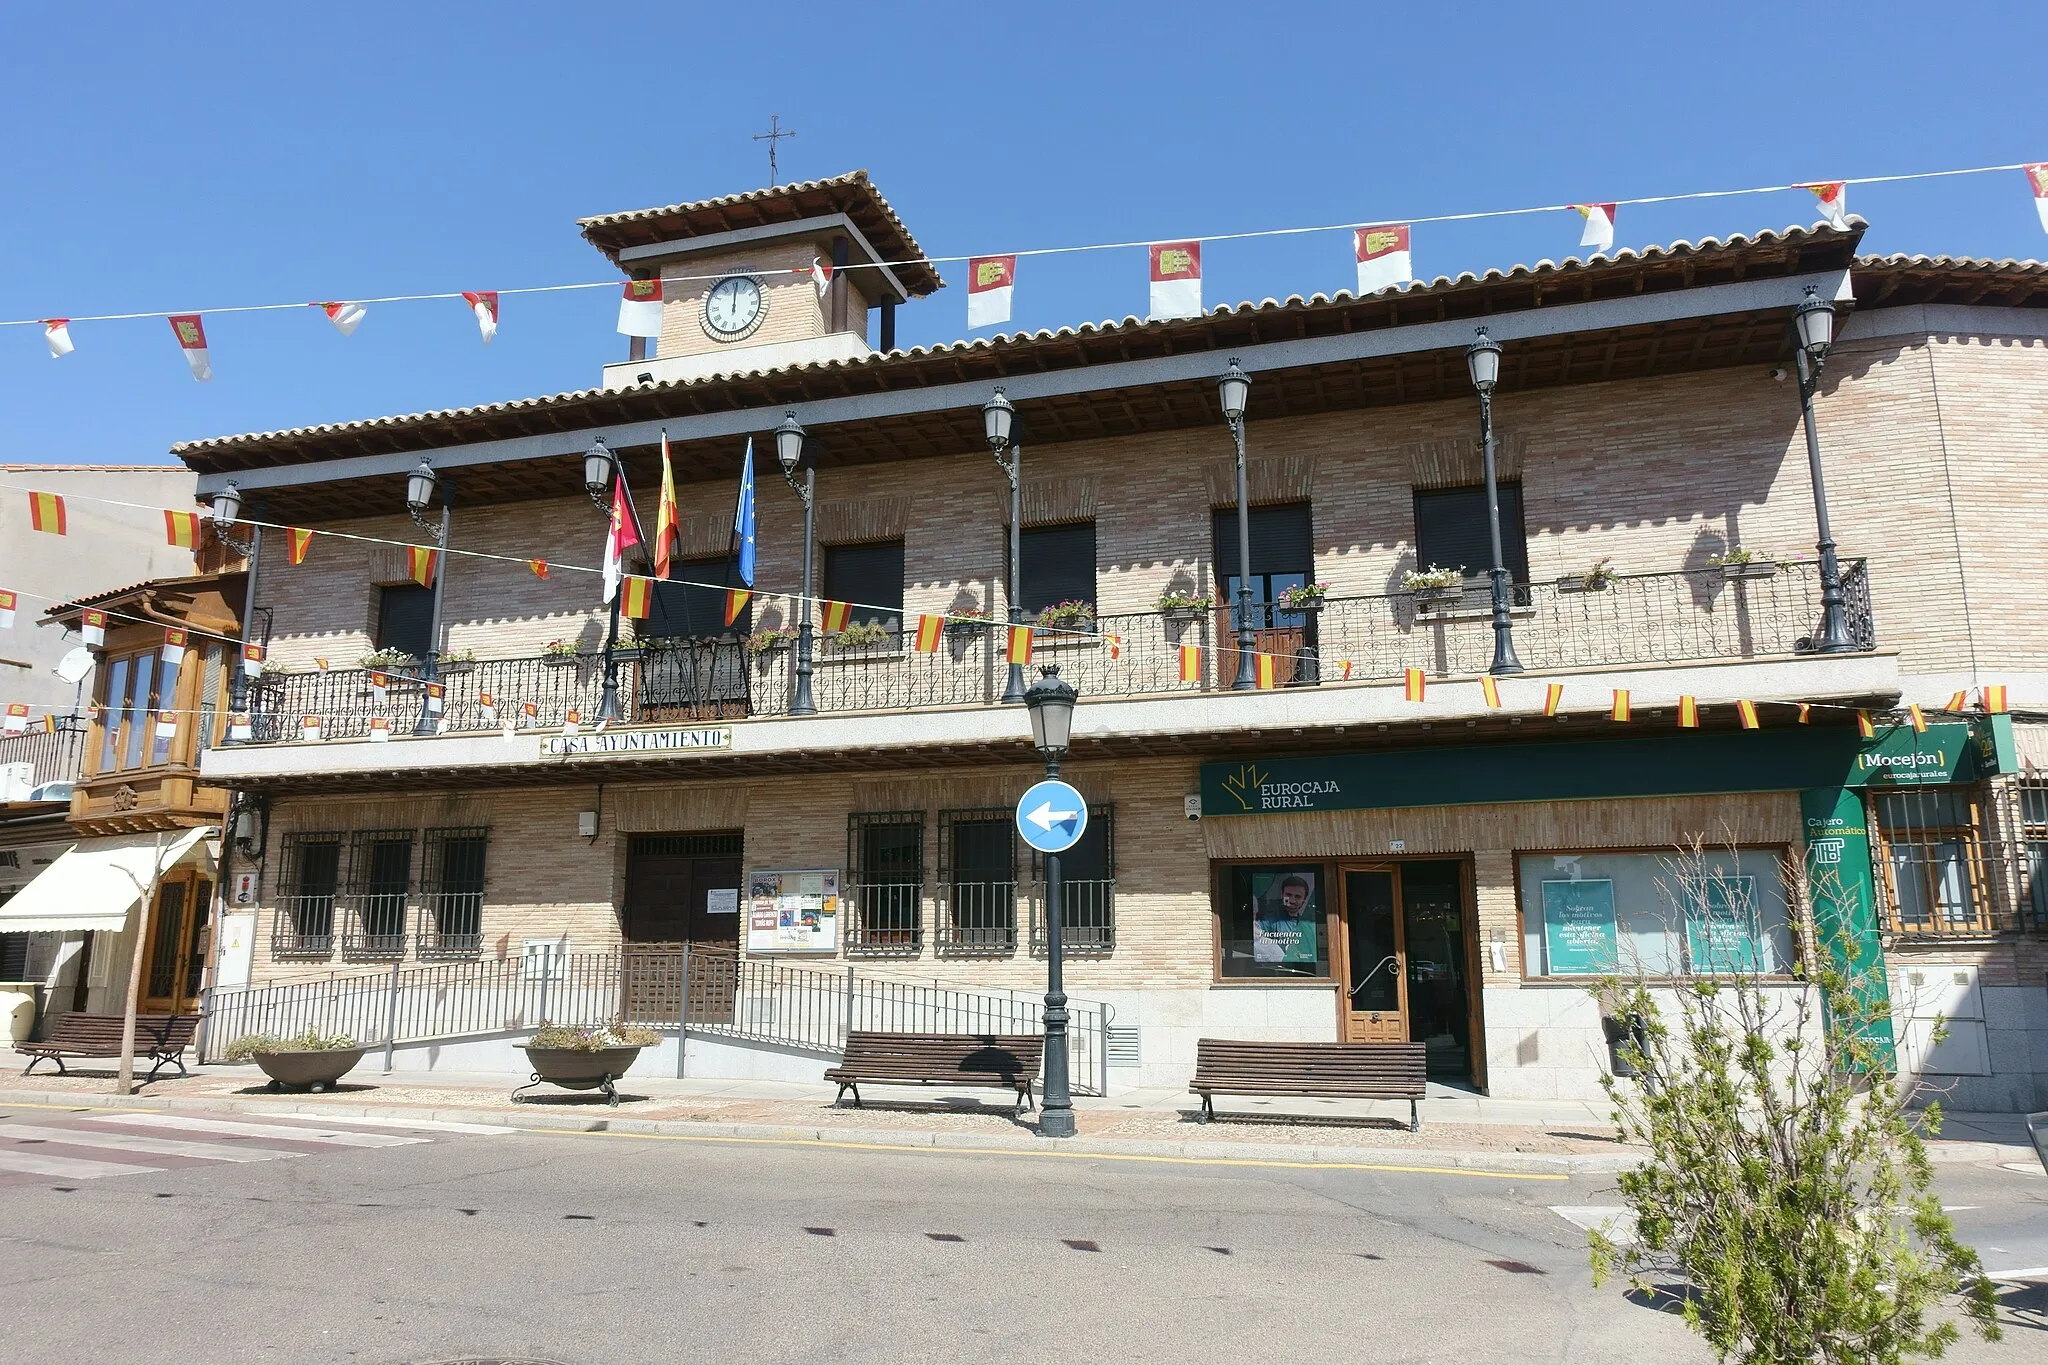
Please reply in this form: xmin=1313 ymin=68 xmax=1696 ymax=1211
xmin=515 ymin=1124 xmax=1570 ymax=1180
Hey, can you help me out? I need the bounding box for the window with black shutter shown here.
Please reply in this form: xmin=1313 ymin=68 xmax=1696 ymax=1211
xmin=1021 ymin=522 xmax=1098 ymax=614
xmin=648 ymin=554 xmax=749 ymax=639
xmin=823 ymin=541 xmax=905 ymax=627
xmin=375 ymin=585 xmax=435 ymax=659
xmin=1413 ymin=485 xmax=1529 ymax=586
xmin=1212 ymin=502 xmax=1314 ymax=628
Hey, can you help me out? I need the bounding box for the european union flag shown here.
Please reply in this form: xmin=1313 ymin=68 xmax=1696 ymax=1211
xmin=733 ymin=437 xmax=757 ymax=588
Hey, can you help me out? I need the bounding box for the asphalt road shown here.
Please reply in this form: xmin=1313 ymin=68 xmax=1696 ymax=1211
xmin=0 ymin=1104 xmax=2038 ymax=1365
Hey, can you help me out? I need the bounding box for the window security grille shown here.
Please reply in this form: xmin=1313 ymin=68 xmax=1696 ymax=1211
xmin=340 ymin=829 xmax=413 ymax=958
xmin=1031 ymin=804 xmax=1116 ymax=952
xmin=2018 ymin=774 xmax=2048 ymax=932
xmin=274 ymin=832 xmax=343 ymax=956
xmin=939 ymin=808 xmax=1017 ymax=954
xmin=418 ymin=826 xmax=489 ymax=959
xmin=629 ymin=832 xmax=745 ymax=858
xmin=847 ymin=811 xmax=923 ymax=952
xmin=1871 ymin=786 xmax=2020 ymax=937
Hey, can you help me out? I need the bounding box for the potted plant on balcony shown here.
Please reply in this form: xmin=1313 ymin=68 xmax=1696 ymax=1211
xmin=1707 ymin=546 xmax=1778 ymax=582
xmin=516 ymin=1020 xmax=661 ymax=1106
xmin=1274 ymin=581 xmax=1330 ymax=616
xmin=358 ymin=647 xmax=418 ymax=672
xmin=1402 ymin=565 xmax=1466 ymax=608
xmin=1558 ymin=557 xmax=1618 ymax=594
xmin=1035 ymin=600 xmax=1097 ymax=637
xmin=541 ymin=638 xmax=582 ymax=667
xmin=223 ymin=1028 xmax=366 ymax=1093
xmin=1155 ymin=589 xmax=1214 ymax=625
xmin=828 ymin=620 xmax=893 ymax=654
xmin=438 ymin=647 xmax=478 ymax=676
xmin=943 ymin=606 xmax=992 ymax=639
xmin=746 ymin=627 xmax=796 ymax=656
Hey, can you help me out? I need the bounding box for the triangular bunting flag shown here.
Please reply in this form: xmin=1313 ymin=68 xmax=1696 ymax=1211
xmin=1479 ymin=675 xmax=1501 ymax=708
xmin=2026 ymin=165 xmax=2048 ymax=233
xmin=1797 ymin=181 xmax=1849 ymax=230
xmin=168 ymin=314 xmax=211 ymax=381
xmin=316 ymin=301 xmax=367 ymax=336
xmin=1908 ymin=703 xmax=1927 ymax=733
xmin=724 ymin=587 xmax=751 ymax=628
xmin=288 ymin=528 xmax=316 ymax=564
xmin=462 ymin=291 xmax=499 ymax=343
xmin=1737 ymin=700 xmax=1760 ymax=730
xmin=1571 ymin=203 xmax=1616 ymax=252
xmin=967 ymin=255 xmax=1017 ymax=329
xmin=1544 ymin=684 xmax=1564 ymax=717
xmin=528 ymin=560 xmax=550 ymax=579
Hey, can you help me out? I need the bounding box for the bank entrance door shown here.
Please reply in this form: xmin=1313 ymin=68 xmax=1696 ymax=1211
xmin=1337 ymin=861 xmax=1477 ymax=1081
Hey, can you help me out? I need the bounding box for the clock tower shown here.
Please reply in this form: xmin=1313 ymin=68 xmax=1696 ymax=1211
xmin=579 ymin=169 xmax=944 ymax=390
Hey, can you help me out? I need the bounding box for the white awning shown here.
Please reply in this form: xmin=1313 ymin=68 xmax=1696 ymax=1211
xmin=0 ymin=827 xmax=215 ymax=933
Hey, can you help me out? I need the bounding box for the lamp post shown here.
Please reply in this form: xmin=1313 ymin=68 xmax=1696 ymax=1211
xmin=1022 ymin=664 xmax=1078 ymax=1139
xmin=211 ymin=484 xmax=263 ymax=739
xmin=984 ymin=389 xmax=1026 ymax=705
xmin=582 ymin=437 xmax=639 ymax=724
xmin=1791 ymin=285 xmax=1855 ymax=654
xmin=776 ymin=411 xmax=819 ymax=717
xmin=405 ymin=460 xmax=451 ymax=735
xmin=1465 ymin=328 xmax=1523 ymax=676
xmin=1218 ymin=360 xmax=1258 ymax=691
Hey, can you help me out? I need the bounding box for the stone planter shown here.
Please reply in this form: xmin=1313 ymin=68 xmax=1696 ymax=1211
xmin=1159 ymin=607 xmax=1208 ymax=626
xmin=1557 ymin=575 xmax=1614 ymax=594
xmin=516 ymin=1044 xmax=645 ymax=1106
xmin=251 ymin=1046 xmax=366 ymax=1093
xmin=437 ymin=660 xmax=477 ymax=676
xmin=541 ymin=654 xmax=583 ymax=669
xmin=943 ymin=619 xmax=992 ymax=639
xmin=1411 ymin=585 xmax=1465 ymax=608
xmin=1719 ymin=560 xmax=1779 ymax=582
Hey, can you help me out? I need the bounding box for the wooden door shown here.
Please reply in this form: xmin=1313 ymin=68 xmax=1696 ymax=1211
xmin=621 ymin=853 xmax=693 ymax=943
xmin=684 ymin=856 xmax=743 ymax=947
xmin=1337 ymin=866 xmax=1407 ymax=1043
xmin=141 ymin=871 xmax=212 ymax=1015
xmin=1212 ymin=607 xmax=1303 ymax=688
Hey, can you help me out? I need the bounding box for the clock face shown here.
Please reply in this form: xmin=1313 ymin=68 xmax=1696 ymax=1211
xmin=703 ymin=275 xmax=766 ymax=341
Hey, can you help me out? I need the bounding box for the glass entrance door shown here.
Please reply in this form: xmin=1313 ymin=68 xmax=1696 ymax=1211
xmin=1398 ymin=861 xmax=1472 ymax=1080
xmin=1338 ymin=867 xmax=1407 ymax=1043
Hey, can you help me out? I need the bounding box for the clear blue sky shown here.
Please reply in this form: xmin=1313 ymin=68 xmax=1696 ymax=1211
xmin=3 ymin=2 xmax=2045 ymax=468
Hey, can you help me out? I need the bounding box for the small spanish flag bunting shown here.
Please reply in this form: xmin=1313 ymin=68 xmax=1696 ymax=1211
xmin=619 ymin=575 xmax=654 ymax=620
xmin=478 ymin=691 xmax=497 ymax=725
xmin=241 ymin=643 xmax=265 ymax=677
xmin=315 ymin=657 xmax=331 ymax=671
xmin=407 ymin=546 xmax=437 ymax=588
xmin=1106 ymin=632 xmax=1122 ymax=661
xmin=1984 ymin=685 xmax=2008 ymax=714
xmin=301 ymin=715 xmax=323 ymax=741
xmin=1797 ymin=703 xmax=1812 ymax=724
xmin=1857 ymin=709 xmax=1875 ymax=739
xmin=154 ymin=710 xmax=177 ymax=739
xmin=1908 ymin=704 xmax=1927 ymax=734
xmin=1610 ymin=689 xmax=1631 ymax=722
xmin=1007 ymin=624 xmax=1033 ymax=665
xmin=425 ymin=682 xmax=445 ymax=715
xmin=1479 ymin=676 xmax=1501 ymax=709
xmin=288 ymin=528 xmax=316 ymax=565
xmin=161 ymin=628 xmax=187 ymax=667
xmin=528 ymin=560 xmax=549 ymax=579
xmin=820 ymin=600 xmax=852 ymax=633
xmin=39 ymin=714 xmax=56 ymax=735
xmin=1254 ymin=653 xmax=1277 ymax=689
xmin=369 ymin=717 xmax=392 ymax=743
xmin=914 ymin=615 xmax=943 ymax=653
xmin=724 ymin=587 xmax=752 ymax=628
xmin=1677 ymin=695 xmax=1698 ymax=728
xmin=1737 ymin=700 xmax=1760 ymax=730
xmin=563 ymin=709 xmax=581 ymax=736
xmin=1944 ymin=690 xmax=1968 ymax=712
xmin=370 ymin=671 xmax=389 ymax=699
xmin=81 ymin=609 xmax=105 ymax=647
xmin=3 ymin=704 xmax=26 ymax=735
xmin=28 ymin=491 xmax=65 ymax=535
xmin=1179 ymin=644 xmax=1202 ymax=683
xmin=1404 ymin=668 xmax=1425 ymax=703
xmin=1339 ymin=661 xmax=1353 ymax=680
xmin=0 ymin=590 xmax=13 ymax=630
xmin=1544 ymin=684 xmax=1564 ymax=717
xmin=164 ymin=510 xmax=201 ymax=549
xmin=228 ymin=712 xmax=253 ymax=742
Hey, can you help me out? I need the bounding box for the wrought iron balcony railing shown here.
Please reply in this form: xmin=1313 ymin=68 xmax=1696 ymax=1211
xmin=0 ymin=723 xmax=87 ymax=790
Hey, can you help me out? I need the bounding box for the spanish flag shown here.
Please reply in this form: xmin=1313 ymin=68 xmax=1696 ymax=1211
xmin=528 ymin=560 xmax=550 ymax=579
xmin=1339 ymin=661 xmax=1353 ymax=680
xmin=654 ymin=429 xmax=679 ymax=580
xmin=1797 ymin=703 xmax=1812 ymax=724
xmin=1944 ymin=690 xmax=1967 ymax=712
xmin=288 ymin=528 xmax=315 ymax=565
xmin=724 ymin=587 xmax=751 ymax=627
xmin=1179 ymin=644 xmax=1202 ymax=683
xmin=1544 ymin=683 xmax=1564 ymax=717
xmin=1404 ymin=668 xmax=1425 ymax=703
xmin=1677 ymin=695 xmax=1698 ymax=728
xmin=408 ymin=546 xmax=437 ymax=588
xmin=1610 ymin=690 xmax=1631 ymax=722
xmin=1007 ymin=624 xmax=1033 ymax=665
xmin=620 ymin=575 xmax=654 ymax=619
xmin=1479 ymin=676 xmax=1501 ymax=708
xmin=164 ymin=510 xmax=201 ymax=549
xmin=1737 ymin=700 xmax=1760 ymax=730
xmin=27 ymin=491 xmax=65 ymax=535
xmin=913 ymin=615 xmax=943 ymax=653
xmin=1908 ymin=704 xmax=1927 ymax=734
xmin=1856 ymin=710 xmax=1875 ymax=739
xmin=1255 ymin=653 xmax=1277 ymax=689
xmin=821 ymin=600 xmax=852 ymax=633
xmin=1105 ymin=632 xmax=1122 ymax=660
xmin=1984 ymin=685 xmax=2009 ymax=714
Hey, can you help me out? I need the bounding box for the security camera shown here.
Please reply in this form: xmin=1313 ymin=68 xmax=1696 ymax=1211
xmin=636 ymin=371 xmax=655 ymax=385
xmin=1183 ymin=795 xmax=1202 ymax=821
xmin=1769 ymin=366 xmax=1788 ymax=382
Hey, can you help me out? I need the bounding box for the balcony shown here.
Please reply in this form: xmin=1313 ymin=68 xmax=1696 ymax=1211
xmin=0 ymin=724 xmax=87 ymax=796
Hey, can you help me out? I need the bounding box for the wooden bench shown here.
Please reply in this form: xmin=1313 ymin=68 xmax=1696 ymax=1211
xmin=1190 ymin=1038 xmax=1429 ymax=1131
xmin=825 ymin=1031 xmax=1046 ymax=1114
xmin=18 ymin=1012 xmax=199 ymax=1083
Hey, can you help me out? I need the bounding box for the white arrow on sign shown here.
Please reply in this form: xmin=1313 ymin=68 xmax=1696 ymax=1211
xmin=1025 ymin=800 xmax=1080 ymax=833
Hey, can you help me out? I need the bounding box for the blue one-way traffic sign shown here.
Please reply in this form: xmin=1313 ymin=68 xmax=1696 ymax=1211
xmin=1016 ymin=779 xmax=1087 ymax=854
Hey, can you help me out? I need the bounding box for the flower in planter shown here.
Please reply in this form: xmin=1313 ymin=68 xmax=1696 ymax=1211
xmin=1401 ymin=565 xmax=1465 ymax=592
xmin=221 ymin=1028 xmax=358 ymax=1061
xmin=746 ymin=628 xmax=797 ymax=655
xmin=829 ymin=621 xmax=892 ymax=650
xmin=527 ymin=1020 xmax=662 ymax=1051
xmin=540 ymin=638 xmax=581 ymax=660
xmin=1578 ymin=557 xmax=1618 ymax=590
xmin=1155 ymin=589 xmax=1215 ymax=612
xmin=439 ymin=648 xmax=478 ymax=666
xmin=1705 ymin=547 xmax=1766 ymax=568
xmin=357 ymin=648 xmax=418 ymax=670
xmin=1035 ymin=599 xmax=1097 ymax=630
xmin=1275 ymin=581 xmax=1330 ymax=609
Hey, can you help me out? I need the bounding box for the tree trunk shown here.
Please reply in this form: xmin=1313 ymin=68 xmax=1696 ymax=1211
xmin=115 ymin=833 xmax=169 ymax=1095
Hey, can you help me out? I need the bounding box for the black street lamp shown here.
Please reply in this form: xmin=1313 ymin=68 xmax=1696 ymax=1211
xmin=1218 ymin=360 xmax=1258 ymax=691
xmin=405 ymin=459 xmax=451 ymax=735
xmin=212 ymin=483 xmax=263 ymax=740
xmin=583 ymin=437 xmax=647 ymax=723
xmin=1791 ymin=285 xmax=1855 ymax=654
xmin=1465 ymin=328 xmax=1523 ymax=675
xmin=1022 ymin=664 xmax=1078 ymax=1139
xmin=984 ymin=388 xmax=1027 ymax=705
xmin=776 ymin=411 xmax=819 ymax=717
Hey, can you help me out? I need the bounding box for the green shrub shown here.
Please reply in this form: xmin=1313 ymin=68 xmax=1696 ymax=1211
xmin=526 ymin=1020 xmax=660 ymax=1051
xmin=221 ymin=1029 xmax=358 ymax=1062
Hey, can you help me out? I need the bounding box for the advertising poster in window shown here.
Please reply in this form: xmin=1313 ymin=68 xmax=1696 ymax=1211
xmin=1684 ymin=875 xmax=1761 ymax=973
xmin=1540 ymin=878 xmax=1618 ymax=975
xmin=745 ymin=869 xmax=839 ymax=954
xmin=1250 ymin=869 xmax=1320 ymax=967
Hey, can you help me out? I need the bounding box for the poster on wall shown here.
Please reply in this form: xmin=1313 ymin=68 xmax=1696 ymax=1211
xmin=1684 ymin=875 xmax=1761 ymax=974
xmin=1540 ymin=878 xmax=1619 ymax=975
xmin=1249 ymin=868 xmax=1320 ymax=968
xmin=745 ymin=869 xmax=840 ymax=954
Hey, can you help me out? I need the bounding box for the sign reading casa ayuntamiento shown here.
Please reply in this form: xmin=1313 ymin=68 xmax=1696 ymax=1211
xmin=543 ymin=727 xmax=733 ymax=757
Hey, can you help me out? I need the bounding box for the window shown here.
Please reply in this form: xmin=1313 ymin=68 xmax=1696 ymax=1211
xmin=847 ymin=811 xmax=922 ymax=951
xmin=376 ymin=584 xmax=436 ymax=660
xmin=1032 ymin=804 xmax=1115 ymax=951
xmin=419 ymin=826 xmax=489 ymax=958
xmin=2023 ymin=777 xmax=2048 ymax=931
xmin=1218 ymin=863 xmax=1330 ymax=979
xmin=647 ymin=554 xmax=750 ymax=639
xmin=341 ymin=829 xmax=413 ymax=957
xmin=0 ymin=931 xmax=28 ymax=980
xmin=1516 ymin=848 xmax=1794 ymax=978
xmin=95 ymin=648 xmax=181 ymax=775
xmin=823 ymin=541 xmax=905 ymax=629
xmin=1873 ymin=788 xmax=1998 ymax=936
xmin=1212 ymin=502 xmax=1314 ymax=628
xmin=1413 ymin=484 xmax=1530 ymax=589
xmin=1021 ymin=522 xmax=1098 ymax=616
xmin=275 ymin=833 xmax=343 ymax=956
xmin=939 ymin=809 xmax=1016 ymax=953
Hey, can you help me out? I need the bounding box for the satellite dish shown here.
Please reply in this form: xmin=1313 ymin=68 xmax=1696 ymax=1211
xmin=54 ymin=648 xmax=94 ymax=684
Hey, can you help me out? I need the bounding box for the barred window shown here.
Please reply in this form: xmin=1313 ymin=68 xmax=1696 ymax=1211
xmin=419 ymin=826 xmax=488 ymax=959
xmin=341 ymin=829 xmax=413 ymax=958
xmin=1032 ymin=804 xmax=1115 ymax=951
xmin=1873 ymin=788 xmax=1998 ymax=936
xmin=939 ymin=808 xmax=1016 ymax=954
xmin=2021 ymin=777 xmax=2048 ymax=930
xmin=847 ymin=811 xmax=923 ymax=952
xmin=274 ymin=832 xmax=343 ymax=956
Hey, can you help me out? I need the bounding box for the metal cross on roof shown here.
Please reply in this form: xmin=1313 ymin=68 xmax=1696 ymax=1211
xmin=753 ymin=115 xmax=796 ymax=187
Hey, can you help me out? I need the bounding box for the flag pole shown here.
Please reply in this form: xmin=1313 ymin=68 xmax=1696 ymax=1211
xmin=597 ymin=466 xmax=648 ymax=725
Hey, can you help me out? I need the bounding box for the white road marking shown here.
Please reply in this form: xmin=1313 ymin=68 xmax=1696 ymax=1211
xmin=0 ymin=1124 xmax=307 ymax=1164
xmin=83 ymin=1114 xmax=429 ymax=1147
xmin=1986 ymin=1265 xmax=2048 ymax=1281
xmin=1999 ymin=1162 xmax=2046 ymax=1176
xmin=248 ymin=1111 xmax=512 ymax=1136
xmin=0 ymin=1149 xmax=165 ymax=1179
xmin=1550 ymin=1205 xmax=1638 ymax=1245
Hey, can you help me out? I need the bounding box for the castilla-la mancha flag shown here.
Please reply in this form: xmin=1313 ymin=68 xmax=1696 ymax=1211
xmin=1798 ymin=181 xmax=1849 ymax=229
xmin=2026 ymin=165 xmax=2048 ymax=233
xmin=1354 ymin=225 xmax=1413 ymax=294
xmin=1148 ymin=242 xmax=1203 ymax=320
xmin=168 ymin=314 xmax=211 ymax=381
xmin=617 ymin=278 xmax=663 ymax=338
xmin=1572 ymin=203 xmax=1616 ymax=252
xmin=462 ymin=291 xmax=499 ymax=344
xmin=315 ymin=301 xmax=367 ymax=336
xmin=43 ymin=320 xmax=73 ymax=357
xmin=967 ymin=255 xmax=1016 ymax=329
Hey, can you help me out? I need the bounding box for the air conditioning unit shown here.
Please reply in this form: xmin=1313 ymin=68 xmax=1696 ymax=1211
xmin=0 ymin=763 xmax=34 ymax=802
